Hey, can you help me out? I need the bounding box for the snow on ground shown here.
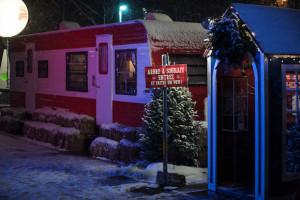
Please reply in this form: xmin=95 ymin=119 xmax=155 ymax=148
xmin=107 ymin=162 xmax=207 ymax=186
xmin=0 ymin=132 xmax=209 ymax=200
xmin=145 ymin=163 xmax=207 ymax=185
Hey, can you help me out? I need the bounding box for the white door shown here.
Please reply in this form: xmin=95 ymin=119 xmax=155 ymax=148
xmin=95 ymin=35 xmax=113 ymax=125
xmin=25 ymin=43 xmax=36 ymax=111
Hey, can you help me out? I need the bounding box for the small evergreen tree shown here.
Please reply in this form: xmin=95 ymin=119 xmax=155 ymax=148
xmin=139 ymin=87 xmax=201 ymax=166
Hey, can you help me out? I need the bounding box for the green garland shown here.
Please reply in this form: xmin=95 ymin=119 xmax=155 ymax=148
xmin=207 ymin=16 xmax=257 ymax=64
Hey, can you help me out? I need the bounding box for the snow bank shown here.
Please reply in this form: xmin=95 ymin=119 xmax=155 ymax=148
xmin=145 ymin=163 xmax=207 ymax=183
xmin=113 ymin=162 xmax=207 ymax=185
xmin=199 ymin=121 xmax=207 ymax=128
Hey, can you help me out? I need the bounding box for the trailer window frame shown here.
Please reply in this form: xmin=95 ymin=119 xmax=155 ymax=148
xmin=66 ymin=52 xmax=88 ymax=92
xmin=115 ymin=49 xmax=137 ymax=96
xmin=15 ymin=60 xmax=25 ymax=77
xmin=38 ymin=60 xmax=48 ymax=78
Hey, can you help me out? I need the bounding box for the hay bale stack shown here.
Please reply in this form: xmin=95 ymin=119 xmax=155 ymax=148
xmin=99 ymin=123 xmax=138 ymax=142
xmin=32 ymin=107 xmax=95 ymax=137
xmin=90 ymin=137 xmax=120 ymax=161
xmin=0 ymin=116 xmax=24 ymax=134
xmin=0 ymin=108 xmax=13 ymax=117
xmin=23 ymin=121 xmax=59 ymax=142
xmin=119 ymin=139 xmax=140 ymax=163
xmin=23 ymin=121 xmax=84 ymax=153
xmin=0 ymin=107 xmax=26 ymax=119
xmin=56 ymin=127 xmax=82 ymax=152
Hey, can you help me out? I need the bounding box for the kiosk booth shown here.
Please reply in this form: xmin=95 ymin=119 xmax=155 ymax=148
xmin=207 ymin=3 xmax=300 ymax=200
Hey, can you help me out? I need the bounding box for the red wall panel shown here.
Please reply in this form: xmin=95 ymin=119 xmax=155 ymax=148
xmin=151 ymin=49 xmax=208 ymax=121
xmin=113 ymin=101 xmax=145 ymax=127
xmin=11 ymin=23 xmax=147 ymax=52
xmin=189 ymin=85 xmax=207 ymax=120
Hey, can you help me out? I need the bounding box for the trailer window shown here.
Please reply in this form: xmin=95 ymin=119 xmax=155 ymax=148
xmin=38 ymin=60 xmax=48 ymax=78
xmin=169 ymin=55 xmax=207 ymax=85
xmin=66 ymin=52 xmax=88 ymax=92
xmin=115 ymin=49 xmax=137 ymax=95
xmin=15 ymin=61 xmax=24 ymax=77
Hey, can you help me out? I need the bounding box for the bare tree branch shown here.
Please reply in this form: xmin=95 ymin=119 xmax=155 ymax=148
xmin=70 ymin=0 xmax=97 ymax=24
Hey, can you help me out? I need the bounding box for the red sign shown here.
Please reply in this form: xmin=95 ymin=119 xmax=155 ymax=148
xmin=145 ymin=64 xmax=188 ymax=88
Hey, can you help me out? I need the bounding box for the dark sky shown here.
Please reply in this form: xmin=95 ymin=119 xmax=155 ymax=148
xmin=21 ymin=0 xmax=233 ymax=34
xmin=8 ymin=0 xmax=297 ymax=35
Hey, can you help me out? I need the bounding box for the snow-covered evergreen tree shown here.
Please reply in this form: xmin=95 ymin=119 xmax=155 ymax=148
xmin=139 ymin=87 xmax=201 ymax=166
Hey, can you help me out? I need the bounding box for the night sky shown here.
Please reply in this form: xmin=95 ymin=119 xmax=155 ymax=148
xmin=0 ymin=0 xmax=298 ymax=37
xmin=20 ymin=0 xmax=270 ymax=34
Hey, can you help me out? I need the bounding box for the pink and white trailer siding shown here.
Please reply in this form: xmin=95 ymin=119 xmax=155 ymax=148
xmin=10 ymin=19 xmax=207 ymax=126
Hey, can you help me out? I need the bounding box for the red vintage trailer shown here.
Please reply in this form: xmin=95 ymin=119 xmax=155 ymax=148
xmin=9 ymin=17 xmax=207 ymax=126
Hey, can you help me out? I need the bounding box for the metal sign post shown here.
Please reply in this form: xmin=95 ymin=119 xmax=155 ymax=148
xmin=144 ymin=56 xmax=187 ymax=186
xmin=162 ymin=54 xmax=169 ymax=185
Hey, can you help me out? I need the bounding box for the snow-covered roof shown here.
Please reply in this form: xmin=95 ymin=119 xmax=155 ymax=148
xmin=233 ymin=3 xmax=300 ymax=55
xmin=142 ymin=20 xmax=207 ymax=50
xmin=144 ymin=13 xmax=173 ymax=22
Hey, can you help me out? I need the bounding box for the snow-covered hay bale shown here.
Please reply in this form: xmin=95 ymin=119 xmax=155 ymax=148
xmin=0 ymin=107 xmax=26 ymax=119
xmin=90 ymin=137 xmax=120 ymax=161
xmin=100 ymin=123 xmax=138 ymax=142
xmin=23 ymin=121 xmax=84 ymax=153
xmin=32 ymin=107 xmax=96 ymax=136
xmin=119 ymin=139 xmax=140 ymax=163
xmin=23 ymin=121 xmax=59 ymax=142
xmin=0 ymin=108 xmax=13 ymax=117
xmin=0 ymin=116 xmax=24 ymax=134
xmin=56 ymin=127 xmax=82 ymax=152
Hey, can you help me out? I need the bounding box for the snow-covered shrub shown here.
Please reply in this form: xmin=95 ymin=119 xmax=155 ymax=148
xmin=139 ymin=88 xmax=201 ymax=166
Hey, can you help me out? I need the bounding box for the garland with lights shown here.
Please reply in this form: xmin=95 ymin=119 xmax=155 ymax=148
xmin=206 ymin=15 xmax=257 ymax=64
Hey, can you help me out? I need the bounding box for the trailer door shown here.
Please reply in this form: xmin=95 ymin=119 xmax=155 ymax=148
xmin=25 ymin=44 xmax=36 ymax=111
xmin=95 ymin=35 xmax=113 ymax=125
